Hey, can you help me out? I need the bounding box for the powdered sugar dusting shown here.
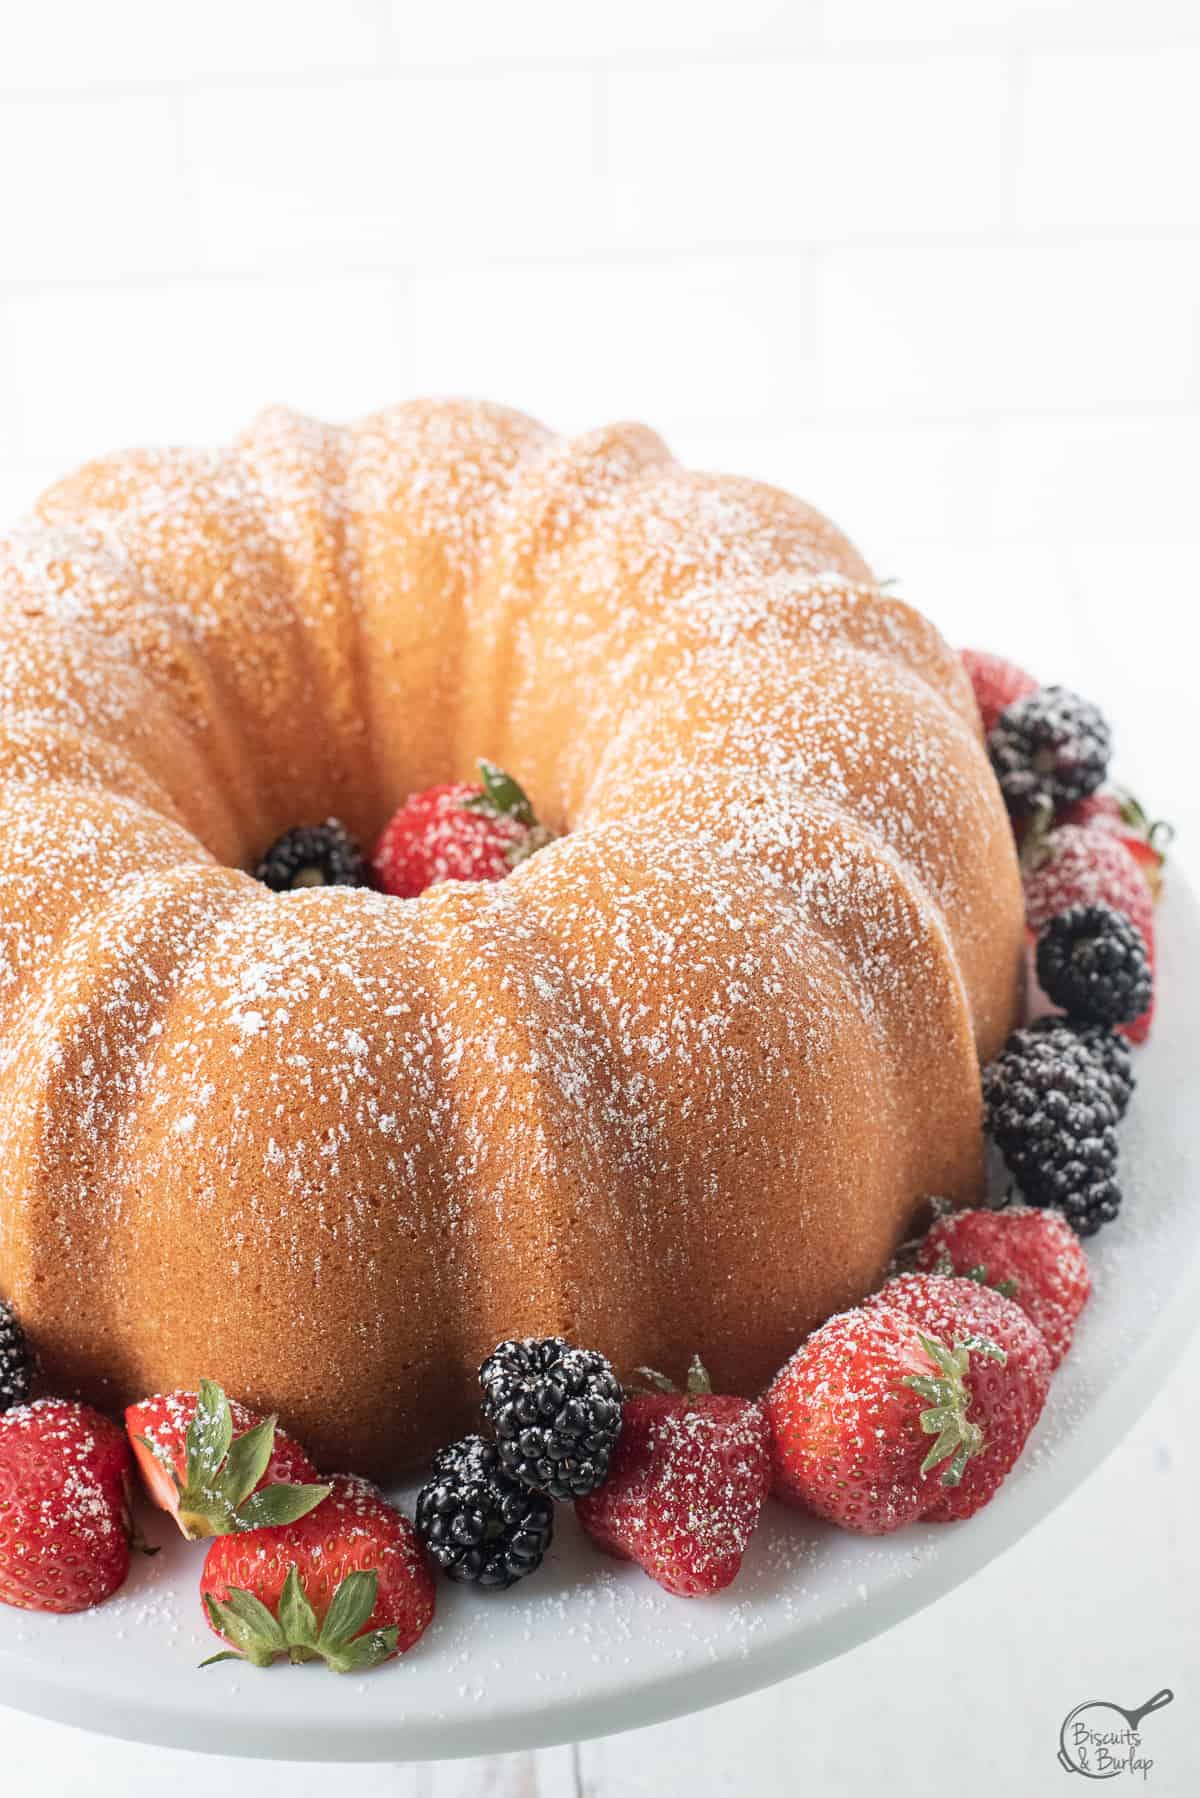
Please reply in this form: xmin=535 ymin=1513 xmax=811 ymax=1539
xmin=0 ymin=399 xmax=1022 ymax=1475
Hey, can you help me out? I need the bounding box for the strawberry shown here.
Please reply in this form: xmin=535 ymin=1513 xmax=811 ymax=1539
xmin=575 ymin=1358 xmax=770 ymax=1597
xmin=866 ymin=1273 xmax=1051 ymax=1521
xmin=126 ymin=1379 xmax=329 ymax=1541
xmin=915 ymin=1206 xmax=1091 ymax=1369
xmin=372 ymin=760 xmax=553 ymax=899
xmin=960 ymin=648 xmax=1037 ymax=736
xmin=1022 ymin=822 xmax=1156 ymax=1042
xmin=0 ymin=1399 xmax=134 ymax=1613
xmin=200 ymin=1473 xmax=435 ymax=1672
xmin=763 ymin=1306 xmax=1005 ymax=1535
xmin=1060 ymin=788 xmax=1171 ymax=901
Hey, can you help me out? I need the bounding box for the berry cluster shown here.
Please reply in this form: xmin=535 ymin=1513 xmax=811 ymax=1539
xmin=765 ymin=1225 xmax=1072 ymax=1534
xmin=0 ymin=1368 xmax=435 ymax=1673
xmin=415 ymin=1335 xmax=623 ymax=1590
xmin=252 ymin=762 xmax=554 ymax=904
xmin=961 ymin=648 xmax=1169 ymax=1235
xmin=413 ymin=1340 xmax=776 ymax=1600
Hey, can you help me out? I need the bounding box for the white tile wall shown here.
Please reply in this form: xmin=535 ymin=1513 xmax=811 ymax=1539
xmin=1019 ymin=47 xmax=1200 ymax=231
xmin=1 ymin=3 xmax=1197 ymax=576
xmin=605 ymin=54 xmax=1017 ymax=248
xmin=0 ymin=3 xmax=388 ymax=89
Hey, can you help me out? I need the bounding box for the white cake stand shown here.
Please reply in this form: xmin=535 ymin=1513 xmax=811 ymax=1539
xmin=1 ymin=885 xmax=1196 ymax=1763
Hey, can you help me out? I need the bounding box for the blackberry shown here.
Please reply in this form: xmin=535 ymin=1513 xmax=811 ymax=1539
xmin=414 ymin=1435 xmax=553 ymax=1589
xmin=254 ymin=819 xmax=367 ymax=891
xmin=1025 ymin=1016 xmax=1135 ymax=1118
xmin=984 ymin=1026 xmax=1124 ymax=1236
xmin=0 ymin=1300 xmax=33 ymax=1413
xmin=1027 ymin=1162 xmax=1123 ymax=1238
xmin=1036 ymin=902 xmax=1152 ymax=1028
xmin=480 ymin=1337 xmax=623 ymax=1501
xmin=988 ymin=685 xmax=1111 ymax=816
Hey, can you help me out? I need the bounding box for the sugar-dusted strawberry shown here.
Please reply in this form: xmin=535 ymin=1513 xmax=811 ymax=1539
xmin=866 ymin=1272 xmax=1051 ymax=1521
xmin=915 ymin=1205 xmax=1091 ymax=1368
xmin=576 ymin=1358 xmax=770 ymax=1597
xmin=0 ymin=1398 xmax=134 ymax=1613
xmin=1022 ymin=822 xmax=1156 ymax=1042
xmin=1060 ymin=788 xmax=1172 ymax=901
xmin=960 ymin=648 xmax=1038 ymax=736
xmin=372 ymin=760 xmax=553 ymax=899
xmin=126 ymin=1379 xmax=329 ymax=1541
xmin=764 ymin=1306 xmax=1002 ymax=1535
xmin=200 ymin=1473 xmax=435 ymax=1672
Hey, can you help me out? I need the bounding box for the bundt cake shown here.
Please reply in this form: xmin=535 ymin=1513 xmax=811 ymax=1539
xmin=0 ymin=400 xmax=1025 ymax=1478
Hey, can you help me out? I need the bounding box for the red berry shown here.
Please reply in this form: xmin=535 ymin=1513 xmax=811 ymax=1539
xmin=1023 ymin=823 xmax=1156 ymax=1043
xmin=0 ymin=1399 xmax=134 ymax=1614
xmin=126 ymin=1380 xmax=329 ymax=1541
xmin=201 ymin=1473 xmax=435 ymax=1671
xmin=960 ymin=648 xmax=1038 ymax=736
xmin=765 ymin=1306 xmax=990 ymax=1535
xmin=576 ymin=1363 xmax=770 ymax=1597
xmin=866 ymin=1273 xmax=1051 ymax=1521
xmin=915 ymin=1206 xmax=1091 ymax=1369
xmin=1060 ymin=789 xmax=1170 ymax=902
xmin=372 ymin=761 xmax=551 ymax=899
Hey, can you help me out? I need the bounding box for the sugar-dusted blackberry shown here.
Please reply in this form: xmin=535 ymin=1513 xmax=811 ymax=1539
xmin=1025 ymin=1161 xmax=1123 ymax=1238
xmin=988 ymin=685 xmax=1111 ymax=816
xmin=414 ymin=1435 xmax=553 ymax=1589
xmin=983 ymin=1026 xmax=1123 ymax=1236
xmin=254 ymin=818 xmax=367 ymax=891
xmin=0 ymin=1300 xmax=33 ymax=1414
xmin=480 ymin=1337 xmax=624 ymax=1501
xmin=1036 ymin=902 xmax=1153 ymax=1028
xmin=1024 ymin=1016 xmax=1135 ymax=1119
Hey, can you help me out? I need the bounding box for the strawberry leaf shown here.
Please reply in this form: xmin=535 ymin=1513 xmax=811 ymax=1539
xmin=318 ymin=1570 xmax=379 ymax=1654
xmin=632 ymin=1367 xmax=677 ymax=1394
xmin=222 ymin=1414 xmax=276 ymax=1509
xmin=221 ymin=1588 xmax=287 ymax=1649
xmin=203 ymin=1589 xmax=286 ymax=1668
xmin=278 ymin=1565 xmax=320 ymax=1652
xmin=467 ymin=760 xmax=536 ymax=826
xmin=187 ymin=1379 xmax=234 ymax=1488
xmin=237 ymin=1480 xmax=331 ymax=1531
xmin=327 ymin=1627 xmax=399 ymax=1674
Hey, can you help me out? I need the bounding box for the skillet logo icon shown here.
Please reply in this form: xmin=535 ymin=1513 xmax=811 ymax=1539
xmin=1058 ymin=1689 xmax=1174 ymax=1780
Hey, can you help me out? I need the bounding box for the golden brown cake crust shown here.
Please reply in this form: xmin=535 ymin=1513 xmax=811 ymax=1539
xmin=0 ymin=401 xmax=1024 ymax=1476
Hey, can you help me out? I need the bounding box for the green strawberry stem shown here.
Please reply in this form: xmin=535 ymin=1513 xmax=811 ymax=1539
xmin=463 ymin=761 xmax=538 ymax=827
xmin=930 ymin=1249 xmax=1019 ymax=1301
xmin=1113 ymin=786 xmax=1174 ymax=857
xmin=201 ymin=1567 xmax=398 ymax=1674
xmin=138 ymin=1378 xmax=330 ymax=1540
xmin=632 ymin=1354 xmax=712 ymax=1396
xmin=902 ymin=1332 xmax=1006 ymax=1488
xmin=460 ymin=761 xmax=555 ymax=869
